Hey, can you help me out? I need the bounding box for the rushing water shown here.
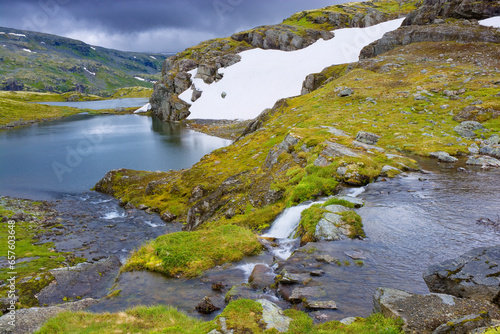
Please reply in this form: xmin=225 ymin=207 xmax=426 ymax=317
xmin=0 ymin=114 xmax=231 ymax=199
xmin=36 ymin=98 xmax=149 ymax=110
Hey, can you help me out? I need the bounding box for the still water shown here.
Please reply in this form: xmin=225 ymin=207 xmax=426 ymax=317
xmin=0 ymin=113 xmax=231 ymax=199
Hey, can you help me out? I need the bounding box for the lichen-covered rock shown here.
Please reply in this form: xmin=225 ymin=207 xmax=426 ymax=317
xmin=466 ymin=155 xmax=500 ymax=167
xmin=314 ymin=215 xmax=349 ymax=242
xmin=402 ymin=0 xmax=500 ymax=26
xmin=432 ymin=312 xmax=491 ymax=334
xmin=454 ymin=121 xmax=484 ymax=139
xmin=355 ymin=131 xmax=381 ymax=145
xmin=373 ymin=287 xmax=499 ymax=333
xmin=360 ymin=23 xmax=500 ymax=59
xmin=423 ymin=246 xmax=500 ymax=306
xmin=313 ymin=141 xmax=360 ymax=167
xmin=479 ymin=144 xmax=500 ymax=159
xmin=257 ymin=299 xmax=291 ymax=333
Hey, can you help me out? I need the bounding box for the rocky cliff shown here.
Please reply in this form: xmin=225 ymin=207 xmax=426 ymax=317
xmin=150 ymin=0 xmax=419 ymax=122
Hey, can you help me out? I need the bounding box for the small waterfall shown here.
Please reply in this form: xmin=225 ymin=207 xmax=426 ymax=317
xmin=262 ymin=200 xmax=324 ymax=260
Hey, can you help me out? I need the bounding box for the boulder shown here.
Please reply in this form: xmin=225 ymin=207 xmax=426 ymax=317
xmin=466 ymin=155 xmax=500 ymax=167
xmin=432 ymin=312 xmax=491 ymax=334
xmin=303 ymin=300 xmax=338 ymax=310
xmin=355 ymin=131 xmax=380 ymax=145
xmin=454 ymin=121 xmax=484 ymax=139
xmin=289 ymin=286 xmax=326 ymax=303
xmin=257 ymin=299 xmax=291 ymax=333
xmin=479 ymin=144 xmax=500 ymax=159
xmin=248 ymin=264 xmax=275 ymax=290
xmin=429 ymin=151 xmax=458 ymax=163
xmin=314 ymin=215 xmax=349 ymax=242
xmin=313 ymin=141 xmax=360 ymax=167
xmin=423 ymin=246 xmax=500 ymax=306
xmin=161 ymin=210 xmax=177 ymax=222
xmin=373 ymin=287 xmax=499 ymax=333
xmin=332 ymin=196 xmax=364 ymax=208
xmin=0 ymin=298 xmax=97 ymax=334
xmin=195 ymin=296 xmax=220 ymax=314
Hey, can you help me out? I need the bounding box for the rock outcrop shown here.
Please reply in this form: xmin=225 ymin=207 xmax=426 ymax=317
xmin=423 ymin=246 xmax=500 ymax=306
xmin=360 ymin=22 xmax=500 ymax=59
xmin=402 ymin=0 xmax=500 ymax=26
xmin=373 ymin=287 xmax=499 ymax=333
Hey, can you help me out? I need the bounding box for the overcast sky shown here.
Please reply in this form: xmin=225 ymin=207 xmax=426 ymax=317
xmin=0 ymin=0 xmax=352 ymax=53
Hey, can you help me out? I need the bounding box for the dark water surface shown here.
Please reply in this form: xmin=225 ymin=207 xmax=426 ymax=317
xmin=0 ymin=114 xmax=231 ymax=199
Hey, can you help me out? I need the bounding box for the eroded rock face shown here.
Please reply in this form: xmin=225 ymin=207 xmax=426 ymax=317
xmin=423 ymin=246 xmax=500 ymax=306
xmin=402 ymin=0 xmax=500 ymax=26
xmin=360 ymin=23 xmax=500 ymax=59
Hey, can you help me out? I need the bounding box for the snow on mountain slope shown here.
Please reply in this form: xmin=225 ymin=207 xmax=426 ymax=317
xmin=479 ymin=16 xmax=500 ymax=28
xmin=178 ymin=18 xmax=404 ymax=120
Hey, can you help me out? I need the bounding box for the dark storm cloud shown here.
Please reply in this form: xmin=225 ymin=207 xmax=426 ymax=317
xmin=0 ymin=0 xmax=349 ymax=52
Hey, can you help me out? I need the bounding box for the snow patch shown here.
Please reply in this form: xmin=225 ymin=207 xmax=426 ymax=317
xmin=83 ymin=66 xmax=96 ymax=76
xmin=134 ymin=103 xmax=151 ymax=114
xmin=9 ymin=33 xmax=26 ymax=37
xmin=134 ymin=76 xmax=145 ymax=81
xmin=150 ymin=56 xmax=157 ymax=60
xmin=90 ymin=46 xmax=96 ymax=50
xmin=0 ymin=32 xmax=5 ymax=35
xmin=179 ymin=19 xmax=404 ymax=120
xmin=22 ymin=48 xmax=32 ymax=53
xmin=479 ymin=16 xmax=500 ymax=28
xmin=41 ymin=41 xmax=45 ymax=44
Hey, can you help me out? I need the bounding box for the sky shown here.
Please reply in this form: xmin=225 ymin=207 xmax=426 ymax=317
xmin=0 ymin=0 xmax=351 ymax=53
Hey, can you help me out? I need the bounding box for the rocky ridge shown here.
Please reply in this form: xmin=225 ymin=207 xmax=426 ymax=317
xmin=150 ymin=0 xmax=419 ymax=122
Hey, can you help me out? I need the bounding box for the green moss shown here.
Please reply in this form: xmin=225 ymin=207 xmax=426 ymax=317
xmin=296 ymin=204 xmax=327 ymax=242
xmin=123 ymin=224 xmax=261 ymax=278
xmin=217 ymin=299 xmax=265 ymax=333
xmin=339 ymin=211 xmax=365 ymax=239
xmin=323 ymin=198 xmax=355 ymax=208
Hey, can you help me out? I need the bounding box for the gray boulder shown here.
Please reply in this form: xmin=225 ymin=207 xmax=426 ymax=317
xmin=454 ymin=121 xmax=484 ymax=139
xmin=313 ymin=141 xmax=360 ymax=167
xmin=257 ymin=299 xmax=291 ymax=333
xmin=479 ymin=144 xmax=500 ymax=159
xmin=314 ymin=216 xmax=348 ymax=242
xmin=355 ymin=131 xmax=380 ymax=145
xmin=423 ymin=246 xmax=500 ymax=306
xmin=429 ymin=151 xmax=458 ymax=163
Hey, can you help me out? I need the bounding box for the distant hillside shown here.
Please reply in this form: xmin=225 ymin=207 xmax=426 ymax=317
xmin=0 ymin=27 xmax=171 ymax=95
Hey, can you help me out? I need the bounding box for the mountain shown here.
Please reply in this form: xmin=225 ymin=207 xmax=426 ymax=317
xmin=0 ymin=27 xmax=170 ymax=95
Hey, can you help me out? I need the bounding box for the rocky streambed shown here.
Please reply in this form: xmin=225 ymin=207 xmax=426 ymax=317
xmin=1 ymin=159 xmax=500 ymax=333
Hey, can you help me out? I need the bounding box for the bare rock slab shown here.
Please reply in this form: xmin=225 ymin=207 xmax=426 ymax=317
xmin=373 ymin=287 xmax=499 ymax=333
xmin=423 ymin=246 xmax=500 ymax=306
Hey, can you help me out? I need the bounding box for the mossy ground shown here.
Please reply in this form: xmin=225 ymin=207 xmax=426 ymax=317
xmin=37 ymin=299 xmax=404 ymax=334
xmin=0 ymin=197 xmax=85 ymax=309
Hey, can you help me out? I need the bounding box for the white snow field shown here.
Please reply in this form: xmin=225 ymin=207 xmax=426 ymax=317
xmin=479 ymin=16 xmax=500 ymax=28
xmin=178 ymin=18 xmax=405 ymax=120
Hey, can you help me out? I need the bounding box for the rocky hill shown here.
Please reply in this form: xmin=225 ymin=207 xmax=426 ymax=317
xmin=0 ymin=27 xmax=170 ymax=95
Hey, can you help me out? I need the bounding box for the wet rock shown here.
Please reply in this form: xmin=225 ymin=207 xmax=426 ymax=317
xmin=279 ymin=271 xmax=310 ymax=284
xmin=454 ymin=121 xmax=484 ymax=139
xmin=195 ymin=296 xmax=220 ymax=314
xmin=432 ymin=312 xmax=491 ymax=334
xmin=211 ymin=282 xmax=225 ymax=292
xmin=430 ymin=151 xmax=458 ymax=163
xmin=373 ymin=287 xmax=499 ymax=333
xmin=304 ymin=300 xmax=338 ymax=310
xmin=355 ymin=131 xmax=380 ymax=145
xmin=289 ymin=286 xmax=326 ymax=303
xmin=466 ymin=155 xmax=500 ymax=168
xmin=248 ymin=264 xmax=275 ymax=290
xmin=225 ymin=284 xmax=261 ymax=302
xmin=315 ymin=255 xmax=339 ymax=264
xmin=310 ymin=270 xmax=325 ymax=277
xmin=0 ymin=298 xmax=98 ymax=334
xmin=37 ymin=256 xmax=121 ymax=306
xmin=313 ymin=141 xmax=360 ymax=167
xmin=257 ymin=299 xmax=291 ymax=333
xmin=161 ymin=210 xmax=177 ymax=222
xmin=423 ymin=246 xmax=500 ymax=306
